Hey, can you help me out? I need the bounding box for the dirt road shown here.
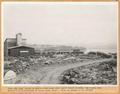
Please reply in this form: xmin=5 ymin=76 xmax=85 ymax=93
xmin=39 ymin=59 xmax=112 ymax=84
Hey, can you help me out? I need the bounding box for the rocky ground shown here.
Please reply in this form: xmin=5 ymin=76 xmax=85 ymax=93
xmin=12 ymin=59 xmax=115 ymax=84
xmin=4 ymin=54 xmax=116 ymax=84
xmin=59 ymin=59 xmax=117 ymax=85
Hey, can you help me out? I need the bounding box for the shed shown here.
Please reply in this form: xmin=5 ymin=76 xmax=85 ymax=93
xmin=8 ymin=46 xmax=34 ymax=57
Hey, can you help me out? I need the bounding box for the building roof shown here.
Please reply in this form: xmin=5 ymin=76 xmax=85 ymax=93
xmin=5 ymin=38 xmax=16 ymax=42
xmin=8 ymin=45 xmax=34 ymax=49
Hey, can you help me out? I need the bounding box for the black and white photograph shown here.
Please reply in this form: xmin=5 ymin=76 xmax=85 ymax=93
xmin=2 ymin=2 xmax=118 ymax=85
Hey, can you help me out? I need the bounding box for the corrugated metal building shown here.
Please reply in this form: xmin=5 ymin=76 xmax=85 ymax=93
xmin=4 ymin=33 xmax=35 ymax=57
xmin=8 ymin=46 xmax=34 ymax=57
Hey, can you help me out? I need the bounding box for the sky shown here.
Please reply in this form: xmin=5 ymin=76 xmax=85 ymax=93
xmin=2 ymin=2 xmax=118 ymax=49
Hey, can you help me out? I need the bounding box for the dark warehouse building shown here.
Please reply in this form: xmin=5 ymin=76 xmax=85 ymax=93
xmin=8 ymin=46 xmax=34 ymax=57
xmin=4 ymin=33 xmax=35 ymax=57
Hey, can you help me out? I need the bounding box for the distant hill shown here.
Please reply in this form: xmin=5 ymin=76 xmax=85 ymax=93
xmin=27 ymin=44 xmax=86 ymax=52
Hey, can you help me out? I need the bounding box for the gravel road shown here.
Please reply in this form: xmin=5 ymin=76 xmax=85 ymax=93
xmin=39 ymin=58 xmax=112 ymax=84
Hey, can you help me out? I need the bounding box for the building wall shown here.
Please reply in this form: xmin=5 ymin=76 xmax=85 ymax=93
xmin=4 ymin=39 xmax=17 ymax=58
xmin=8 ymin=46 xmax=34 ymax=57
xmin=4 ymin=40 xmax=8 ymax=58
xmin=5 ymin=39 xmax=17 ymax=47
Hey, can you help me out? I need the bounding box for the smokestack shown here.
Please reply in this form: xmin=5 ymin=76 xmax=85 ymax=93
xmin=16 ymin=33 xmax=22 ymax=46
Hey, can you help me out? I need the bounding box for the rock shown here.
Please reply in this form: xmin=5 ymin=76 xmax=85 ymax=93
xmin=4 ymin=70 xmax=17 ymax=84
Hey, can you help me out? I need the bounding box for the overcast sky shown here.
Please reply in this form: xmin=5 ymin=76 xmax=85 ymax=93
xmin=2 ymin=2 xmax=118 ymax=48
